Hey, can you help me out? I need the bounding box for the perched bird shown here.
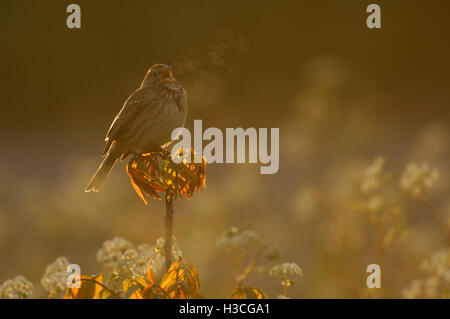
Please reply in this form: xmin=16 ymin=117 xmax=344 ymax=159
xmin=85 ymin=64 xmax=187 ymax=192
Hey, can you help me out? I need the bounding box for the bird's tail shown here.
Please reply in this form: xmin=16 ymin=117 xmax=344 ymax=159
xmin=85 ymin=150 xmax=119 ymax=192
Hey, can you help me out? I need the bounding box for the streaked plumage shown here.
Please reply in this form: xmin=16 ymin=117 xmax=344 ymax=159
xmin=85 ymin=64 xmax=187 ymax=192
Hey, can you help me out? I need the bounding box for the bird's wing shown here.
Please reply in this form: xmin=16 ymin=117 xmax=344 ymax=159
xmin=103 ymin=88 xmax=148 ymax=155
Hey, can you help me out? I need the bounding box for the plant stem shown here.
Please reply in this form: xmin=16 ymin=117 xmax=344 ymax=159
xmin=164 ymin=194 xmax=174 ymax=271
xmin=236 ymin=244 xmax=268 ymax=288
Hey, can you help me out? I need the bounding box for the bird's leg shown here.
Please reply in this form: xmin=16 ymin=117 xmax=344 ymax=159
xmin=139 ymin=145 xmax=164 ymax=154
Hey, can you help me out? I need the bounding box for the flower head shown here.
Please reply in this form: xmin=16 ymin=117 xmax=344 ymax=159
xmin=0 ymin=276 xmax=34 ymax=299
xmin=361 ymin=156 xmax=385 ymax=195
xmin=402 ymin=249 xmax=449 ymax=298
xmin=98 ymin=237 xmax=183 ymax=283
xmin=216 ymin=227 xmax=261 ymax=250
xmin=420 ymin=248 xmax=450 ymax=282
xmin=40 ymin=257 xmax=70 ymax=298
xmin=270 ymin=262 xmax=303 ymax=287
xmin=97 ymin=237 xmax=133 ymax=268
xmin=399 ymin=161 xmax=439 ymax=199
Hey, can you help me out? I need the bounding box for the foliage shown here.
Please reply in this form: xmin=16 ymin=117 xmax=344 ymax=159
xmin=126 ymin=150 xmax=206 ymax=205
xmin=2 ymin=149 xmax=448 ymax=299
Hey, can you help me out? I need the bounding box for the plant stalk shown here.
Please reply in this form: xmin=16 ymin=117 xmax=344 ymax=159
xmin=164 ymin=194 xmax=174 ymax=271
xmin=236 ymin=244 xmax=268 ymax=288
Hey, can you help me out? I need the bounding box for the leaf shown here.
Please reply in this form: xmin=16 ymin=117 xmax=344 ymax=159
xmin=63 ymin=275 xmax=105 ymax=299
xmin=141 ymin=285 xmax=168 ymax=299
xmin=230 ymin=287 xmax=268 ymax=299
xmin=128 ymin=174 xmax=148 ymax=205
xmin=122 ymin=277 xmax=148 ymax=299
xmin=126 ymin=150 xmax=206 ymax=205
xmin=124 ymin=267 xmax=168 ymax=299
xmin=146 ymin=267 xmax=155 ymax=285
xmin=124 ymin=284 xmax=143 ymax=299
xmin=160 ymin=261 xmax=200 ymax=299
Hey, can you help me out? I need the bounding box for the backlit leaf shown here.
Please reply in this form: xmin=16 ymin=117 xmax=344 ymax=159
xmin=160 ymin=261 xmax=200 ymax=299
xmin=230 ymin=287 xmax=268 ymax=299
xmin=63 ymin=274 xmax=105 ymax=299
xmin=126 ymin=149 xmax=206 ymax=205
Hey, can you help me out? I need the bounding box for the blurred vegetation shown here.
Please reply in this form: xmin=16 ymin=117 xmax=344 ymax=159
xmin=0 ymin=1 xmax=449 ymax=298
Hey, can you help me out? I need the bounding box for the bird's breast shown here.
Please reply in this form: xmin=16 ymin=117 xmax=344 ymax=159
xmin=131 ymin=84 xmax=186 ymax=150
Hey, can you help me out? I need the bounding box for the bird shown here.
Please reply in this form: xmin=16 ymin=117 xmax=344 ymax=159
xmin=85 ymin=64 xmax=187 ymax=192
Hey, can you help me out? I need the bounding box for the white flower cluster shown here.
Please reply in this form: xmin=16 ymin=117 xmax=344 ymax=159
xmin=0 ymin=276 xmax=34 ymax=299
xmin=420 ymin=248 xmax=450 ymax=283
xmin=361 ymin=156 xmax=385 ymax=195
xmin=402 ymin=249 xmax=449 ymax=298
xmin=98 ymin=237 xmax=183 ymax=282
xmin=402 ymin=278 xmax=440 ymax=299
xmin=216 ymin=227 xmax=261 ymax=249
xmin=399 ymin=161 xmax=439 ymax=199
xmin=360 ymin=156 xmax=387 ymax=214
xmin=40 ymin=256 xmax=70 ymax=298
xmin=269 ymin=262 xmax=303 ymax=278
xmin=155 ymin=238 xmax=183 ymax=261
xmin=365 ymin=195 xmax=384 ymax=214
xmin=97 ymin=237 xmax=133 ymax=268
xmin=270 ymin=262 xmax=303 ymax=288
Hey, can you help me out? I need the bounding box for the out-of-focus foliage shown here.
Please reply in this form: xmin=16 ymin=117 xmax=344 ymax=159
xmin=0 ymin=236 xmax=278 ymax=299
xmin=1 ymin=233 xmax=303 ymax=299
xmin=63 ymin=262 xmax=201 ymax=299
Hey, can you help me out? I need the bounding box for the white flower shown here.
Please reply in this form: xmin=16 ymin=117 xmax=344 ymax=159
xmin=402 ymin=249 xmax=449 ymax=299
xmin=0 ymin=276 xmax=34 ymax=299
xmin=402 ymin=280 xmax=422 ymax=299
xmin=40 ymin=256 xmax=70 ymax=298
xmin=270 ymin=262 xmax=303 ymax=278
xmin=361 ymin=156 xmax=385 ymax=195
xmin=99 ymin=237 xmax=183 ymax=283
xmin=216 ymin=227 xmax=261 ymax=249
xmin=399 ymin=161 xmax=439 ymax=198
xmin=155 ymin=237 xmax=183 ymax=261
xmin=366 ymin=196 xmax=384 ymax=213
xmin=97 ymin=237 xmax=133 ymax=268
xmin=420 ymin=248 xmax=449 ymax=282
xmin=270 ymin=262 xmax=303 ymax=288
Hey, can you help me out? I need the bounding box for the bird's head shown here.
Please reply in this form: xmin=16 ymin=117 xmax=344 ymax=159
xmin=142 ymin=64 xmax=175 ymax=87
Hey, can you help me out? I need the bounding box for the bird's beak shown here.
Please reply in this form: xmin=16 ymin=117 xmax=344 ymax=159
xmin=163 ymin=66 xmax=172 ymax=78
